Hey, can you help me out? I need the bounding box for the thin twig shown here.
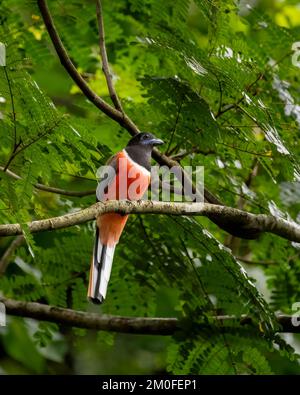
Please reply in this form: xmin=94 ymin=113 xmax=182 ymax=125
xmin=165 ymin=99 xmax=183 ymax=155
xmin=215 ymin=50 xmax=293 ymax=119
xmin=170 ymin=147 xmax=215 ymax=161
xmin=3 ymin=118 xmax=61 ymax=171
xmin=0 ymin=166 xmax=183 ymax=198
xmin=3 ymin=67 xmax=22 ymax=171
xmin=218 ymin=142 xmax=273 ymax=158
xmin=215 ymin=73 xmax=264 ymax=118
xmin=0 ymin=235 xmax=24 ymax=275
xmin=0 ymin=165 xmax=95 ymax=197
xmin=37 ymin=0 xmax=127 ymax=128
xmin=95 ymin=0 xmax=123 ymax=111
xmin=3 ymin=67 xmax=17 ymax=149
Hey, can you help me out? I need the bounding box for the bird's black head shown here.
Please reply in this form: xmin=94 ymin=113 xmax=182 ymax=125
xmin=125 ymin=132 xmax=164 ymax=171
xmin=127 ymin=132 xmax=164 ymax=148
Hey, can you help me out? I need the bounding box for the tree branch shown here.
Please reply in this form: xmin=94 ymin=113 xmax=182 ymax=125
xmin=0 ymin=297 xmax=298 ymax=334
xmin=0 ymin=297 xmax=177 ymax=335
xmin=95 ymin=0 xmax=123 ymax=111
xmin=0 ymin=200 xmax=299 ymax=242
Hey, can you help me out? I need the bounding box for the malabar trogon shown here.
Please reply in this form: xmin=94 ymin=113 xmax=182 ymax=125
xmin=88 ymin=132 xmax=164 ymax=304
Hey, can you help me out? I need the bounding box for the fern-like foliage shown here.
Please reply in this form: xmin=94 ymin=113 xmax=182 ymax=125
xmin=0 ymin=0 xmax=300 ymax=374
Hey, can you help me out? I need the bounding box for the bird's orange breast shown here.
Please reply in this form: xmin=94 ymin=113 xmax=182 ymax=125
xmin=98 ymin=150 xmax=150 ymax=246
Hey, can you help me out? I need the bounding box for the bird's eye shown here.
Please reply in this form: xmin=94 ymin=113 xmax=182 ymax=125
xmin=143 ymin=134 xmax=150 ymax=140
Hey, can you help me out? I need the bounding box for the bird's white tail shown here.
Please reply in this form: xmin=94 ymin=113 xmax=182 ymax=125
xmin=88 ymin=228 xmax=116 ymax=304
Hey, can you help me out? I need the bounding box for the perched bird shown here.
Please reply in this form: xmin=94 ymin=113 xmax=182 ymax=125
xmin=88 ymin=132 xmax=164 ymax=304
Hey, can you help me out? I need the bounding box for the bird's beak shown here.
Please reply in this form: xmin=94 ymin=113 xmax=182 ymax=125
xmin=149 ymin=138 xmax=164 ymax=146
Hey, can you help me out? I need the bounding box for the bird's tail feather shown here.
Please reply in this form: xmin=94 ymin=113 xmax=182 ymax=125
xmin=88 ymin=227 xmax=115 ymax=304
